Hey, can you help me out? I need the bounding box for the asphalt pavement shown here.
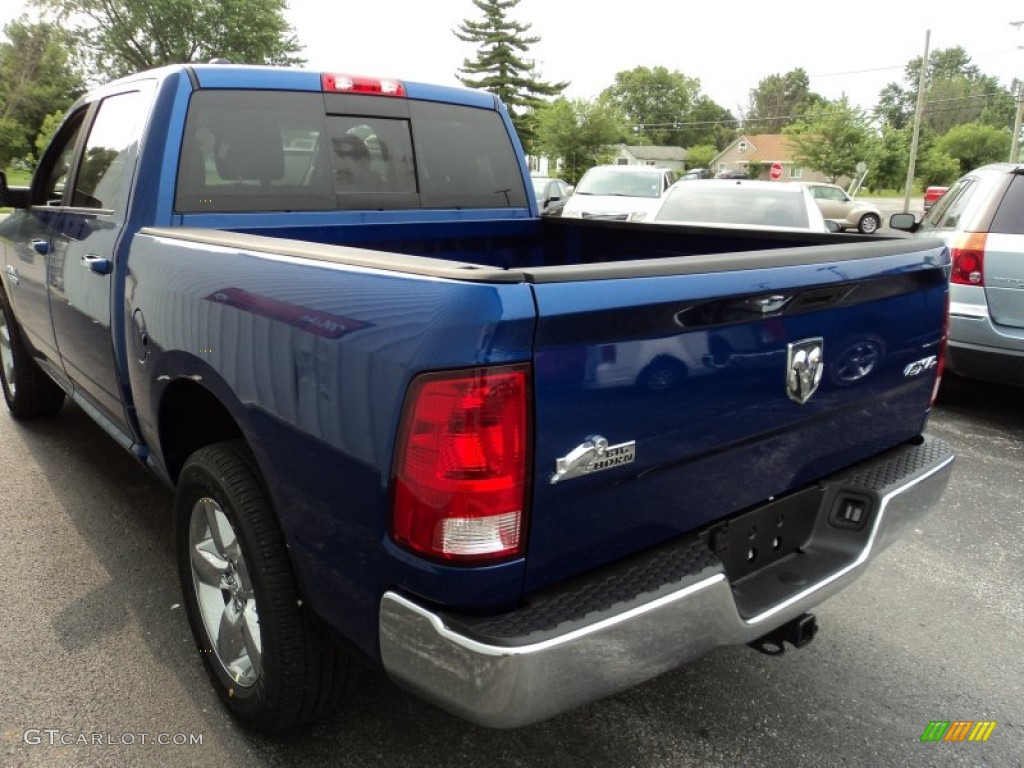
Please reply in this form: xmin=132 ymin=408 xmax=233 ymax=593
xmin=0 ymin=376 xmax=1020 ymax=768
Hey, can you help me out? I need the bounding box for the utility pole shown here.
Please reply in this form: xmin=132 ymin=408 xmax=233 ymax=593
xmin=903 ymin=30 xmax=930 ymax=214
xmin=1011 ymin=22 xmax=1024 ymax=163
xmin=1012 ymin=82 xmax=1023 ymax=163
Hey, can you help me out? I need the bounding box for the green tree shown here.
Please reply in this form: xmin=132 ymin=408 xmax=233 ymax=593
xmin=874 ymin=82 xmax=910 ymax=130
xmin=783 ymin=96 xmax=874 ymax=182
xmin=917 ymin=148 xmax=961 ymax=187
xmin=34 ymin=110 xmax=64 ymax=157
xmin=681 ymin=95 xmax=737 ymax=150
xmin=454 ymin=0 xmax=567 ymax=150
xmin=32 ymin=0 xmax=304 ymax=81
xmin=864 ymin=124 xmax=912 ymax=191
xmin=744 ymin=69 xmax=825 ymax=133
xmin=935 ymin=123 xmax=1010 ymax=174
xmin=745 ymin=160 xmax=766 ymax=181
xmin=0 ymin=118 xmax=25 ymax=170
xmin=532 ymin=96 xmax=626 ymax=185
xmin=873 ymin=46 xmax=1014 ymax=134
xmin=601 ymin=66 xmax=709 ymax=148
xmin=685 ymin=144 xmax=718 ymax=170
xmin=0 ymin=17 xmax=82 ymax=168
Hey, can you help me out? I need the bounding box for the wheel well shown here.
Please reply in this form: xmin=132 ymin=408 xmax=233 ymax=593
xmin=159 ymin=380 xmax=244 ymax=484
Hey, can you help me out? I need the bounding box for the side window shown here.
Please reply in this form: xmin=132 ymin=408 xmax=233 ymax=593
xmin=34 ymin=112 xmax=87 ymax=206
xmin=72 ymin=90 xmax=149 ymax=210
xmin=921 ymin=178 xmax=971 ymax=229
xmin=935 ymin=180 xmax=977 ymax=230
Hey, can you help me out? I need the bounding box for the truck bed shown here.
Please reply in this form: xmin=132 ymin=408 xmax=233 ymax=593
xmin=154 ymin=213 xmax=924 ymax=276
xmin=133 ymin=217 xmax=949 ymax=602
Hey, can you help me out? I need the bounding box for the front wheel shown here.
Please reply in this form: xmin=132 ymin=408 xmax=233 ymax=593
xmin=175 ymin=440 xmax=354 ymax=732
xmin=0 ymin=287 xmax=65 ymax=418
xmin=858 ymin=213 xmax=880 ymax=234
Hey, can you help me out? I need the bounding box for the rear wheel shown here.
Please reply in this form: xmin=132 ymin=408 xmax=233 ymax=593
xmin=175 ymin=440 xmax=354 ymax=732
xmin=0 ymin=287 xmax=65 ymax=418
xmin=857 ymin=213 xmax=880 ymax=234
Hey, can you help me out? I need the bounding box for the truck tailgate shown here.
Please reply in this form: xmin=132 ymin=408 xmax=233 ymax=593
xmin=525 ymin=245 xmax=948 ymax=592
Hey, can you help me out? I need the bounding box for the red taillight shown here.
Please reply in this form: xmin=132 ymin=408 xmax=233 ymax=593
xmin=391 ymin=365 xmax=530 ymax=563
xmin=950 ymin=232 xmax=987 ymax=286
xmin=321 ymin=73 xmax=406 ymax=96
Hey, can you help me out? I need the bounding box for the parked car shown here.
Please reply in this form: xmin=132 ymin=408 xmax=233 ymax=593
xmin=804 ymin=182 xmax=882 ymax=234
xmin=679 ymin=168 xmax=713 ymax=180
xmin=714 ymin=169 xmax=748 ymax=179
xmin=531 ymin=175 xmax=572 ymax=216
xmin=923 ymin=185 xmax=949 ymax=213
xmin=890 ymin=163 xmax=1024 ymax=387
xmin=650 ymin=178 xmax=832 ymax=232
xmin=559 ymin=165 xmax=679 ymax=221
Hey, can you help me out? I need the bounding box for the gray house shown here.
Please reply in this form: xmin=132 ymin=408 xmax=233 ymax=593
xmin=611 ymin=145 xmax=688 ymax=171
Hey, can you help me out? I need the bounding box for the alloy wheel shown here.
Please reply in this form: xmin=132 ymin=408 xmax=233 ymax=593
xmin=189 ymin=497 xmax=262 ymax=687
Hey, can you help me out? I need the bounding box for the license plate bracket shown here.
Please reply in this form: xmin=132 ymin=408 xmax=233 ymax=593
xmin=705 ymin=486 xmax=823 ymax=582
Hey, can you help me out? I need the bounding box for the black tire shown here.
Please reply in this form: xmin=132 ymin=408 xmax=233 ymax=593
xmin=0 ymin=286 xmax=65 ymax=419
xmin=175 ymin=440 xmax=354 ymax=732
xmin=858 ymin=213 xmax=880 ymax=234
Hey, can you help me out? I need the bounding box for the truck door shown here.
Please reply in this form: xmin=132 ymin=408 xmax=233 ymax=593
xmin=0 ymin=112 xmax=88 ymax=367
xmin=48 ymin=86 xmax=151 ymax=434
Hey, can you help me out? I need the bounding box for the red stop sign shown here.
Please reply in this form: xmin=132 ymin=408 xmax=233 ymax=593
xmin=770 ymin=162 xmax=783 ymax=180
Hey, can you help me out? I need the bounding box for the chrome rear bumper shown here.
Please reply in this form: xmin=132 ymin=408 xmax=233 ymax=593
xmin=379 ymin=436 xmax=955 ymax=728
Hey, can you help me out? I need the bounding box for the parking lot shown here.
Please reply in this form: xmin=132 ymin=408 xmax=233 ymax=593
xmin=0 ymin=372 xmax=1020 ymax=768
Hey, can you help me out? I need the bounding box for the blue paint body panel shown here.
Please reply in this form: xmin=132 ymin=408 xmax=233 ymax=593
xmin=0 ymin=63 xmax=951 ymax=670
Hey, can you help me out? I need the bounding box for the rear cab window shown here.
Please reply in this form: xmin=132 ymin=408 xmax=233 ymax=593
xmin=174 ymin=90 xmax=527 ymax=213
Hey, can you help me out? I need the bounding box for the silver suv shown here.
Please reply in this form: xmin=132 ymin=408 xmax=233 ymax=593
xmin=891 ymin=163 xmax=1024 ymax=387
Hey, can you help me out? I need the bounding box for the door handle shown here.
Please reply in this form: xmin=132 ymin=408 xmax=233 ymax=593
xmin=81 ymin=254 xmax=112 ymax=275
xmin=32 ymin=239 xmax=50 ymax=255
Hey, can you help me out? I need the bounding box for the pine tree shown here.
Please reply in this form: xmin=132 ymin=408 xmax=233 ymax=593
xmin=454 ymin=0 xmax=567 ymax=148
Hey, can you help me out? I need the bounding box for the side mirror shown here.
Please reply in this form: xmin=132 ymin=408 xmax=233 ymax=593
xmin=824 ymin=219 xmax=841 ymax=233
xmin=889 ymin=213 xmax=918 ymax=232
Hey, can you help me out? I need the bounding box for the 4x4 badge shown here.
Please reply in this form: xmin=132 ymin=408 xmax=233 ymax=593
xmin=786 ymin=338 xmax=824 ymax=404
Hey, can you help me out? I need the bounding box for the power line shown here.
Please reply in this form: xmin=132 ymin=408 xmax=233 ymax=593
xmin=632 ymin=92 xmax=1013 ymax=130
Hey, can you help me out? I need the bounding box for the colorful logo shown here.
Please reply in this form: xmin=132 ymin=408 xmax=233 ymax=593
xmin=920 ymin=721 xmax=997 ymax=742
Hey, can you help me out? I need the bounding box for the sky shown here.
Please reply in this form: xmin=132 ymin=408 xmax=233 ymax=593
xmin=2 ymin=0 xmax=1022 ymax=117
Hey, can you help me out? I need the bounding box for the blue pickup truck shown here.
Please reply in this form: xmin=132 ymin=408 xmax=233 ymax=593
xmin=0 ymin=64 xmax=955 ymax=732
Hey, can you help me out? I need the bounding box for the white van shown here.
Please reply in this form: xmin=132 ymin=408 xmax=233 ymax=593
xmin=560 ymin=165 xmax=679 ymax=221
